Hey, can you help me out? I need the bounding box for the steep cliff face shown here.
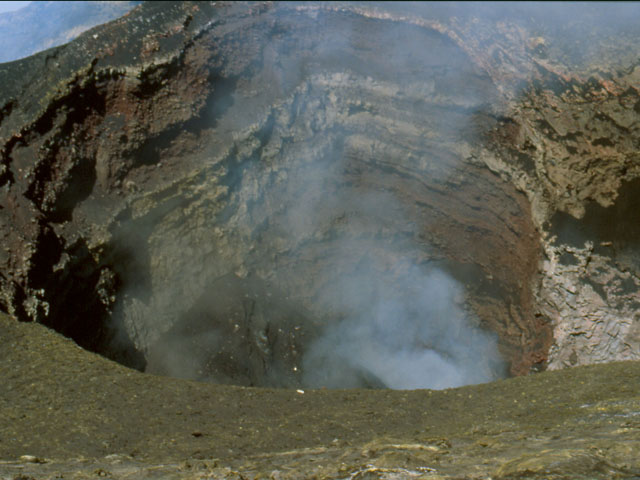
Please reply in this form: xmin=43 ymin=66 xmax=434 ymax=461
xmin=476 ymin=7 xmax=640 ymax=370
xmin=0 ymin=2 xmax=638 ymax=386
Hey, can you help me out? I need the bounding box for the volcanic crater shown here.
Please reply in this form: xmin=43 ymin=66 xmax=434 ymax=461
xmin=1 ymin=2 xmax=639 ymax=391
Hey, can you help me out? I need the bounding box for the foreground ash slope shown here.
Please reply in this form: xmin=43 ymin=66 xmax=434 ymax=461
xmin=1 ymin=313 xmax=639 ymax=479
xmin=0 ymin=1 xmax=638 ymax=385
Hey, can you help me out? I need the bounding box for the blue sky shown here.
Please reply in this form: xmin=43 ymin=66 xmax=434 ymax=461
xmin=0 ymin=1 xmax=31 ymax=14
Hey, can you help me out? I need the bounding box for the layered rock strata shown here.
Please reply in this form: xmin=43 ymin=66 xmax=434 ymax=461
xmin=0 ymin=2 xmax=638 ymax=383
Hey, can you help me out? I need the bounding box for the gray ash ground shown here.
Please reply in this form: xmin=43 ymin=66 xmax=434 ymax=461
xmin=1 ymin=314 xmax=639 ymax=479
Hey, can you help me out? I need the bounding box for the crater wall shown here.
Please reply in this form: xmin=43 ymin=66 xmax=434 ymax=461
xmin=0 ymin=2 xmax=638 ymax=386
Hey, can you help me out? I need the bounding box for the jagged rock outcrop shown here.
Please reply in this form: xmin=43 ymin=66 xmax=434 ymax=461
xmin=479 ymin=16 xmax=640 ymax=369
xmin=0 ymin=1 xmax=638 ymax=385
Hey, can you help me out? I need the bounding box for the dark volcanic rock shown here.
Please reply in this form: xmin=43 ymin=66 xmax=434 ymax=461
xmin=0 ymin=1 xmax=638 ymax=388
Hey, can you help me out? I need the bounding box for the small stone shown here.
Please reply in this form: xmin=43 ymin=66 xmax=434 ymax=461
xmin=19 ymin=455 xmax=45 ymax=463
